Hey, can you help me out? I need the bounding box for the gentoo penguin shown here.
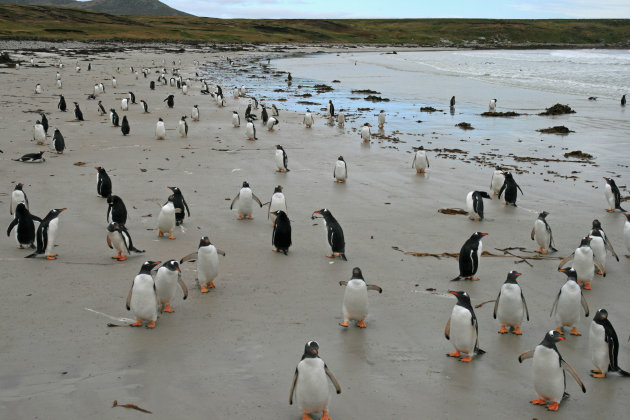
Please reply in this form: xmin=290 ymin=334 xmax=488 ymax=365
xmin=493 ymin=271 xmax=529 ymax=335
xmin=216 ymin=93 xmax=225 ymax=107
xmin=603 ymin=177 xmax=626 ymax=212
xmin=271 ymin=210 xmax=292 ymax=255
xmin=412 ymin=146 xmax=430 ymax=174
xmin=192 ymin=105 xmax=199 ymax=122
xmin=121 ymin=116 xmax=130 ymax=136
xmin=107 ymin=195 xmax=127 ymax=225
xmin=303 ymin=109 xmax=314 ymax=128
xmin=589 ymin=229 xmax=608 ymax=274
xmin=178 ymin=116 xmax=188 ymax=138
xmin=336 ymin=109 xmax=345 ymax=127
xmin=7 ymin=203 xmax=41 ymax=248
xmin=112 ymin=76 xmax=117 ymax=88
xmin=140 ymin=100 xmax=149 ymax=113
xmin=360 ymin=123 xmax=371 ymax=143
xmin=110 ymin=109 xmax=119 ymax=127
xmin=245 ymin=118 xmax=257 ymax=141
xmin=624 ymin=213 xmax=630 ymax=258
xmin=52 ymin=128 xmax=65 ymax=153
xmin=287 ymin=72 xmax=292 ymax=82
xmin=551 ymin=268 xmax=590 ymax=335
xmin=106 ymin=222 xmax=144 ymax=261
xmin=57 ymin=79 xmax=62 ymax=89
xmin=56 ymin=71 xmax=61 ymax=80
xmin=268 ymin=185 xmax=287 ymax=226
xmin=590 ymin=219 xmax=618 ymax=261
xmin=452 ymin=232 xmax=487 ymax=281
xmin=167 ymin=186 xmax=190 ymax=226
xmin=40 ymin=113 xmax=48 ymax=134
xmin=73 ymin=102 xmax=83 ymax=121
xmin=121 ymin=98 xmax=128 ymax=111
xmin=518 ymin=330 xmax=585 ymax=411
xmin=444 ymin=291 xmax=485 ymax=362
xmin=25 ymin=208 xmax=66 ymax=259
xmin=155 ymin=118 xmax=166 ymax=140
xmin=271 ymin=104 xmax=279 ymax=116
xmin=58 ymin=94 xmax=67 ymax=112
xmin=230 ymin=181 xmax=263 ymax=220
xmin=158 ymin=195 xmax=179 ymax=239
xmin=126 ymin=261 xmax=161 ymax=328
xmin=180 ymin=236 xmax=226 ymax=293
xmin=275 ymin=145 xmax=289 ymax=172
xmin=93 ymin=84 xmax=100 ymax=97
xmin=466 ymin=191 xmax=491 ymax=221
xmin=88 ymin=63 xmax=91 ymax=71
xmin=35 ymin=83 xmax=42 ymax=94
xmin=33 ymin=121 xmax=46 ymax=145
xmin=95 ymin=167 xmax=112 ymax=198
xmin=498 ymin=171 xmax=523 ymax=206
xmin=449 ymin=96 xmax=455 ymax=107
xmin=99 ymin=82 xmax=105 ymax=94
xmin=240 ymin=85 xmax=246 ymax=96
xmin=327 ymin=100 xmax=335 ymax=120
xmin=182 ymin=83 xmax=188 ymax=95
xmin=289 ymin=341 xmax=342 ymax=420
xmin=232 ymin=111 xmax=240 ymax=127
xmin=245 ymin=104 xmax=255 ymax=120
xmin=261 ymin=105 xmax=269 ymax=125
xmin=150 ymin=80 xmax=155 ymax=90
xmin=531 ymin=211 xmax=557 ymax=254
xmin=338 ymin=267 xmax=382 ymax=328
xmin=312 ymin=209 xmax=347 ymax=261
xmin=13 ymin=151 xmax=45 ymax=163
xmin=489 ymin=98 xmax=497 ymax=111
xmin=558 ymin=237 xmax=603 ymax=290
xmin=377 ymin=110 xmax=386 ymax=128
xmin=589 ymin=309 xmax=630 ymax=378
xmin=10 ymin=183 xmax=28 ymax=215
xmin=164 ymin=95 xmax=174 ymax=108
xmin=622 ymin=94 xmax=626 ymax=106
xmin=98 ymin=100 xmax=106 ymax=115
xmin=128 ymin=91 xmax=136 ymax=104
xmin=490 ymin=168 xmax=505 ymax=195
xmin=155 ymin=260 xmax=187 ymax=313
xmin=267 ymin=116 xmax=279 ymax=130
xmin=233 ymin=86 xmax=239 ymax=99
xmin=333 ymin=156 xmax=347 ymax=183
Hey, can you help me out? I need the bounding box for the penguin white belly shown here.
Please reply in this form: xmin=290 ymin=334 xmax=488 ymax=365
xmin=45 ymin=218 xmax=59 ymax=256
xmin=274 ymin=150 xmax=284 ymax=170
xmin=12 ymin=191 xmax=26 ymax=212
xmin=361 ymin=127 xmax=370 ymax=140
xmin=496 ymin=284 xmax=524 ymax=326
xmin=238 ymin=189 xmax=254 ymax=216
xmin=589 ymin=236 xmax=606 ymax=266
xmin=155 ymin=267 xmax=179 ymax=304
xmin=555 ymin=283 xmax=581 ymax=327
xmin=34 ymin=126 xmax=45 ymax=143
xmin=296 ymin=358 xmax=329 ymax=414
xmin=533 ymin=346 xmax=564 ymax=402
xmin=413 ymin=151 xmax=427 ymax=170
xmin=465 ymin=192 xmax=478 ymax=219
xmin=337 ymin=113 xmax=345 ymax=125
xmin=491 ymin=171 xmax=505 ymax=194
xmin=108 ymin=231 xmax=128 ymax=256
xmin=232 ymin=114 xmax=239 ymax=127
xmin=158 ymin=205 xmax=175 ymax=234
xmin=534 ymin=220 xmax=550 ymax=249
xmin=589 ymin=322 xmax=609 ymax=374
xmin=573 ymin=248 xmax=594 ymax=282
xmin=245 ymin=124 xmax=255 ymax=139
xmin=130 ymin=275 xmax=158 ymax=321
xmin=198 ymin=246 xmax=219 ymax=282
xmin=605 ymin=184 xmax=614 ymax=208
xmin=624 ymin=221 xmax=630 ymax=254
xmin=304 ymin=115 xmax=313 ymax=126
xmin=334 ymin=163 xmax=346 ymax=181
xmin=342 ymin=280 xmax=369 ymax=321
xmin=156 ymin=123 xmax=166 ymax=139
xmin=269 ymin=193 xmax=287 ymax=223
xmin=378 ymin=114 xmax=386 ymax=126
xmin=450 ymin=305 xmax=476 ymax=354
xmin=121 ymin=99 xmax=128 ymax=111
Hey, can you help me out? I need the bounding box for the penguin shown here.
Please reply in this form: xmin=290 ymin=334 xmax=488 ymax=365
xmin=490 ymin=168 xmax=505 ymax=195
xmin=25 ymin=208 xmax=66 ymax=259
xmin=589 ymin=220 xmax=618 ymax=261
xmin=303 ymin=109 xmax=314 ymax=128
xmin=164 ymin=95 xmax=174 ymax=108
xmin=333 ymin=156 xmax=347 ymax=183
xmin=624 ymin=213 xmax=630 ymax=258
xmin=551 ymin=268 xmax=590 ymax=335
xmin=466 ymin=191 xmax=491 ymax=221
xmin=232 ymin=111 xmax=240 ymax=127
xmin=13 ymin=151 xmax=45 ymax=163
xmin=73 ymin=102 xmax=83 ymax=121
xmin=93 ymin=84 xmax=100 ymax=98
xmin=110 ymin=109 xmax=119 ymax=127
xmin=589 ymin=228 xmax=608 ymax=275
xmin=287 ymin=72 xmax=292 ymax=82
xmin=58 ymin=94 xmax=67 ymax=112
xmin=338 ymin=267 xmax=382 ymax=328
xmin=121 ymin=98 xmax=128 ymax=111
xmin=180 ymin=236 xmax=226 ymax=293
xmin=251 ymin=97 xmax=259 ymax=109
xmin=7 ymin=203 xmax=41 ymax=248
xmin=56 ymin=71 xmax=61 ymax=81
xmin=589 ymin=309 xmax=630 ymax=378
xmin=498 ymin=172 xmax=523 ymax=206
xmin=95 ymin=167 xmax=112 ymax=198
xmin=178 ymin=116 xmax=188 ymax=138
xmin=56 ymin=79 xmax=62 ymax=89
xmin=34 ymin=83 xmax=42 ymax=94
xmin=112 ymin=76 xmax=117 ymax=88
xmin=268 ymin=185 xmax=287 ymax=226
xmin=98 ymin=100 xmax=106 ymax=115
xmin=230 ymin=181 xmax=263 ymax=220
xmin=271 ymin=104 xmax=279 ymax=116
xmin=275 ymin=145 xmax=289 ymax=172
xmin=622 ymin=94 xmax=626 ymax=106
xmin=149 ymin=80 xmax=155 ymax=90
xmin=603 ymin=177 xmax=626 ymax=212
xmin=493 ymin=271 xmax=529 ymax=335
xmin=261 ymin=105 xmax=268 ymax=125
xmin=240 ymin=85 xmax=246 ymax=96
xmin=360 ymin=122 xmax=371 ymax=143
xmin=312 ymin=209 xmax=347 ymax=261
xmin=155 ymin=118 xmax=166 ymax=140
xmin=126 ymin=261 xmax=161 ymax=328
xmin=233 ymin=86 xmax=239 ymax=99
xmin=412 ymin=146 xmax=429 ymax=174
xmin=518 ymin=330 xmax=585 ymax=411
xmin=327 ymin=100 xmax=335 ymax=119
xmin=216 ymin=93 xmax=225 ymax=107
xmin=121 ymin=116 xmax=130 ymax=136
xmin=444 ymin=290 xmax=485 ymax=362
xmin=450 ymin=96 xmax=456 ymax=107
xmin=52 ymin=128 xmax=65 ymax=154
xmin=245 ymin=104 xmax=256 ymax=120
xmin=158 ymin=195 xmax=179 ymax=239
xmin=140 ymin=100 xmax=149 ymax=113
xmin=192 ymin=105 xmax=199 ymax=122
xmin=155 ymin=260 xmax=187 ymax=313
xmin=245 ymin=119 xmax=257 ymax=141
xmin=10 ymin=183 xmax=28 ymax=215
xmin=267 ymin=116 xmax=279 ymax=130
xmin=40 ymin=113 xmax=48 ymax=134
xmin=33 ymin=121 xmax=46 ymax=145
xmin=107 ymin=195 xmax=127 ymax=225
xmin=271 ymin=210 xmax=292 ymax=255
xmin=531 ymin=211 xmax=557 ymax=254
xmin=289 ymin=341 xmax=342 ymax=420
xmin=128 ymin=91 xmax=136 ymax=104
xmin=336 ymin=109 xmax=345 ymax=127
xmin=452 ymin=232 xmax=487 ymax=281
xmin=106 ymin=222 xmax=144 ymax=261
xmin=87 ymin=63 xmax=91 ymax=71
xmin=558 ymin=237 xmax=604 ymax=290
xmin=377 ymin=110 xmax=386 ymax=128
xmin=489 ymin=98 xmax=497 ymax=111
xmin=167 ymin=186 xmax=190 ymax=226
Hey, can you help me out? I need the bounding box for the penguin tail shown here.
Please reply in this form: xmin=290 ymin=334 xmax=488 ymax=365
xmin=618 ymin=206 xmax=627 ymax=212
xmin=341 ymin=253 xmax=347 ymax=261
xmin=451 ymin=276 xmax=462 ymax=282
xmin=476 ymin=348 xmax=486 ymax=355
xmin=282 ymin=249 xmax=288 ymax=255
xmin=615 ymin=368 xmax=630 ymax=377
xmin=550 ymin=246 xmax=558 ymax=253
xmin=25 ymin=252 xmax=39 ymax=258
xmin=130 ymin=247 xmax=145 ymax=253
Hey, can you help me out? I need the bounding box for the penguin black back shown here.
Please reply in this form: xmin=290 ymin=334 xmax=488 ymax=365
xmin=121 ymin=116 xmax=130 ymax=136
xmin=53 ymin=128 xmax=65 ymax=154
xmin=95 ymin=166 xmax=112 ymax=198
xmin=167 ymin=186 xmax=190 ymax=225
xmin=313 ymin=208 xmax=347 ymax=261
xmin=498 ymin=172 xmax=523 ymax=206
xmin=107 ymin=195 xmax=127 ymax=225
xmin=58 ymin=95 xmax=66 ymax=112
xmin=453 ymin=232 xmax=488 ymax=281
xmin=472 ymin=191 xmax=491 ymax=220
xmin=272 ymin=210 xmax=292 ymax=255
xmin=7 ymin=203 xmax=41 ymax=248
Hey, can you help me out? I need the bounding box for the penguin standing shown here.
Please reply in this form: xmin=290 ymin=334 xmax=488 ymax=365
xmin=121 ymin=116 xmax=130 ymax=136
xmin=58 ymin=95 xmax=67 ymax=112
xmin=167 ymin=186 xmax=190 ymax=226
xmin=267 ymin=116 xmax=279 ymax=131
xmin=558 ymin=237 xmax=603 ymax=290
xmin=377 ymin=110 xmax=386 ymax=128
xmin=271 ymin=104 xmax=279 ymax=116
xmin=98 ymin=100 xmax=106 ymax=115
xmin=10 ymin=183 xmax=28 ymax=215
xmin=333 ymin=156 xmax=347 ymax=183
xmin=452 ymin=232 xmax=487 ymax=281
xmin=35 ymin=83 xmax=42 ymax=94
xmin=106 ymin=195 xmax=127 ymax=225
xmin=182 ymin=83 xmax=188 ymax=95
xmin=603 ymin=177 xmax=626 ymax=212
xmin=551 ymin=268 xmax=590 ymax=335
xmin=450 ymin=96 xmax=456 ymax=107
xmin=155 ymin=260 xmax=187 ymax=313
xmin=490 ymin=167 xmax=505 ymax=195
xmin=303 ymin=109 xmax=314 ymax=128
xmin=498 ymin=172 xmax=523 ymax=206
xmin=271 ymin=210 xmax=292 ymax=255
xmin=590 ymin=219 xmax=618 ymax=261
xmin=589 ymin=309 xmax=630 ymax=378
xmin=180 ymin=236 xmax=226 ymax=293
xmin=40 ymin=113 xmax=48 ymax=134
xmin=327 ymin=100 xmax=335 ymax=120
xmin=140 ymin=100 xmax=149 ymax=113
xmin=164 ymin=95 xmax=174 ymax=108
xmin=95 ymin=167 xmax=112 ymax=198
xmin=360 ymin=123 xmax=371 ymax=143
xmin=7 ymin=203 xmax=41 ymax=248
xmin=52 ymin=128 xmax=65 ymax=154
xmin=33 ymin=121 xmax=46 ymax=145
xmin=489 ymin=98 xmax=497 ymax=111
xmin=466 ymin=191 xmax=491 ymax=221
xmin=493 ymin=271 xmax=529 ymax=335
xmin=289 ymin=341 xmax=341 ymax=420
xmin=261 ymin=105 xmax=269 ymax=125
xmin=233 ymin=86 xmax=239 ymax=99
xmin=232 ymin=111 xmax=240 ymax=127
xmin=275 ymin=145 xmax=289 ymax=172
xmin=155 ymin=118 xmax=166 ymax=140
xmin=178 ymin=116 xmax=188 ymax=138
xmin=336 ymin=109 xmax=345 ymax=127
xmin=245 ymin=119 xmax=257 ymax=141
xmin=624 ymin=213 xmax=630 ymax=258
xmin=338 ymin=267 xmax=382 ymax=328
xmin=128 ymin=91 xmax=136 ymax=104
xmin=589 ymin=229 xmax=608 ymax=274
xmin=150 ymin=80 xmax=155 ymax=90
xmin=622 ymin=94 xmax=626 ymax=106
xmin=106 ymin=222 xmax=144 ymax=261
xmin=192 ymin=105 xmax=199 ymax=122
xmin=230 ymin=181 xmax=263 ymax=220
xmin=25 ymin=208 xmax=66 ymax=260
xmin=268 ymin=185 xmax=287 ymax=226
xmin=531 ymin=211 xmax=557 ymax=254
xmin=126 ymin=261 xmax=161 ymax=328
xmin=412 ymin=146 xmax=429 ymax=174
xmin=112 ymin=76 xmax=117 ymax=88
xmin=444 ymin=290 xmax=485 ymax=362
xmin=121 ymin=98 xmax=128 ymax=111
xmin=312 ymin=209 xmax=347 ymax=261
xmin=158 ymin=195 xmax=179 ymax=239
xmin=73 ymin=102 xmax=83 ymax=121
xmin=518 ymin=330 xmax=585 ymax=411
xmin=110 ymin=109 xmax=119 ymax=127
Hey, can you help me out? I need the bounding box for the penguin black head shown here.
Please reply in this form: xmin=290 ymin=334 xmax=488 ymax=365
xmin=272 ymin=210 xmax=288 ymax=221
xmin=199 ymin=236 xmax=212 ymax=247
xmin=593 ymin=308 xmax=608 ymax=325
xmin=559 ymin=267 xmax=578 ymax=281
xmin=107 ymin=195 xmax=120 ymax=205
xmin=15 ymin=202 xmax=28 ymax=216
xmin=474 ymin=191 xmax=492 ymax=200
xmin=302 ymin=341 xmax=319 ymax=359
xmin=591 ymin=219 xmax=602 ymax=230
xmin=538 ymin=211 xmax=550 ymax=219
xmin=579 ymin=236 xmax=592 ymax=247
xmin=448 ymin=290 xmax=472 ymax=307
xmin=107 ymin=222 xmax=121 ymax=232
xmin=166 ymin=194 xmax=175 ymax=203
xmin=242 ymin=181 xmax=250 ymax=188
xmin=505 ymin=270 xmax=521 ymax=283
xmin=419 ymin=146 xmax=424 ymax=150
xmin=338 ymin=156 xmax=344 ymax=162
xmin=590 ymin=228 xmax=603 ymax=238
xmin=139 ymin=260 xmax=161 ymax=274
xmin=273 ymin=185 xmax=283 ymax=193
xmin=503 ymin=171 xmax=513 ymax=179
xmin=162 ymin=259 xmax=181 ymax=273
xmin=36 ymin=120 xmax=41 ymax=125
xmin=46 ymin=208 xmax=66 ymax=220
xmin=470 ymin=232 xmax=488 ymax=241
xmin=95 ymin=166 xmax=105 ymax=174
xmin=624 ymin=213 xmax=630 ymax=222
xmin=312 ymin=208 xmax=331 ymax=219
xmin=351 ymin=267 xmax=364 ymax=279
xmin=233 ymin=111 xmax=238 ymax=114
xmin=168 ymin=186 xmax=181 ymax=195
xmin=15 ymin=183 xmax=24 ymax=191
xmin=181 ymin=116 xmax=187 ymax=121
xmin=276 ymin=145 xmax=284 ymax=150
xmin=541 ymin=330 xmax=565 ymax=347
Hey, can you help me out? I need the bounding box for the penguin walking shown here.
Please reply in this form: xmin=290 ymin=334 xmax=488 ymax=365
xmin=493 ymin=271 xmax=529 ymax=335
xmin=164 ymin=95 xmax=174 ymax=108
xmin=158 ymin=195 xmax=179 ymax=239
xmin=558 ymin=237 xmax=604 ymax=290
xmin=590 ymin=219 xmax=619 ymax=261
xmin=180 ymin=236 xmax=226 ymax=293
xmin=624 ymin=213 xmax=630 ymax=258
xmin=40 ymin=113 xmax=48 ymax=134
xmin=589 ymin=229 xmax=609 ymax=275
xmin=267 ymin=116 xmax=279 ymax=131
xmin=7 ymin=203 xmax=41 ymax=248
xmin=312 ymin=209 xmax=347 ymax=261
xmin=52 ymin=128 xmax=65 ymax=154
xmin=126 ymin=261 xmax=161 ymax=328
xmin=518 ymin=330 xmax=585 ymax=411
xmin=13 ymin=151 xmax=45 ymax=163
xmin=35 ymin=83 xmax=42 ymax=94
xmin=110 ymin=109 xmax=120 ymax=127
xmin=531 ymin=211 xmax=557 ymax=254
xmin=121 ymin=98 xmax=128 ymax=111
xmin=271 ymin=210 xmax=292 ymax=255
xmin=450 ymin=96 xmax=456 ymax=108
xmin=466 ymin=191 xmax=491 ymax=221
xmin=603 ymin=177 xmax=626 ymax=212
xmin=498 ymin=172 xmax=523 ymax=206
xmin=33 ymin=121 xmax=46 ymax=145
xmin=25 ymin=208 xmax=66 ymax=259
xmin=412 ymin=146 xmax=429 ymax=174
xmin=155 ymin=118 xmax=166 ymax=140
xmin=150 ymin=80 xmax=155 ymax=90
xmin=589 ymin=309 xmax=630 ymax=378
xmin=230 ymin=181 xmax=263 ymax=220
xmin=121 ymin=116 xmax=130 ymax=136
xmin=182 ymin=83 xmax=188 ymax=95
xmin=268 ymin=185 xmax=287 ymax=226
xmin=167 ymin=186 xmax=190 ymax=226
xmin=107 ymin=195 xmax=127 ymax=225
xmin=178 ymin=116 xmax=188 ymax=138
xmin=377 ymin=110 xmax=386 ymax=128
xmin=452 ymin=232 xmax=487 ymax=281
xmin=106 ymin=222 xmax=144 ymax=261
xmin=57 ymin=79 xmax=62 ymax=89
xmin=289 ymin=341 xmax=341 ymax=420
xmin=271 ymin=104 xmax=279 ymax=116
xmin=98 ymin=101 xmax=106 ymax=115
xmin=10 ymin=183 xmax=28 ymax=215
xmin=338 ymin=267 xmax=382 ymax=328
xmin=232 ymin=111 xmax=240 ymax=127
xmin=275 ymin=145 xmax=289 ymax=172
xmin=73 ymin=102 xmax=83 ymax=121
xmin=303 ymin=109 xmax=314 ymax=128
xmin=622 ymin=94 xmax=626 ymax=106
xmin=261 ymin=105 xmax=269 ymax=125
xmin=551 ymin=268 xmax=590 ymax=335
xmin=155 ymin=260 xmax=188 ymax=313
xmin=360 ymin=123 xmax=371 ymax=143
xmin=58 ymin=95 xmax=67 ymax=112
xmin=140 ymin=100 xmax=149 ymax=113
xmin=128 ymin=91 xmax=136 ymax=104
xmin=490 ymin=167 xmax=505 ymax=195
xmin=95 ymin=167 xmax=112 ymax=198
xmin=233 ymin=86 xmax=239 ymax=99
xmin=192 ymin=105 xmax=199 ymax=121
xmin=489 ymin=98 xmax=497 ymax=111
xmin=245 ymin=119 xmax=257 ymax=141
xmin=327 ymin=100 xmax=335 ymax=121
xmin=112 ymin=76 xmax=117 ymax=88
xmin=333 ymin=156 xmax=347 ymax=183
xmin=336 ymin=109 xmax=345 ymax=127
xmin=444 ymin=291 xmax=485 ymax=362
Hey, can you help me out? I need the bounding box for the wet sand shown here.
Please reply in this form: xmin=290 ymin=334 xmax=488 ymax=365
xmin=0 ymin=43 xmax=629 ymax=419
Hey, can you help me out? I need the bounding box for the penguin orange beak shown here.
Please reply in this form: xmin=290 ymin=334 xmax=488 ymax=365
xmin=59 ymin=208 xmax=67 ymax=212
xmin=313 ymin=210 xmax=321 ymax=214
xmin=167 ymin=186 xmax=174 ymax=190
xmin=515 ymin=273 xmax=521 ymax=276
xmin=557 ymin=336 xmax=565 ymax=341
xmin=481 ymin=233 xmax=488 ymax=236
xmin=312 ymin=348 xmax=318 ymax=355
xmin=448 ymin=290 xmax=459 ymax=296
xmin=558 ymin=268 xmax=567 ymax=272
xmin=176 ymin=267 xmax=181 ymax=273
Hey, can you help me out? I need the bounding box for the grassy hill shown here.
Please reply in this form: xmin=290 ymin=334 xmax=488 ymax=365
xmin=0 ymin=4 xmax=629 ymax=45
xmin=4 ymin=0 xmax=190 ymax=16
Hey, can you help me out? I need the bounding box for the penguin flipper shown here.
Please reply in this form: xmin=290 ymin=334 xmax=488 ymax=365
xmin=561 ymin=359 xmax=586 ymax=393
xmin=450 ymin=275 xmax=462 ymax=282
xmin=426 ymin=155 xmax=429 ymax=168
xmin=178 ymin=273 xmax=189 ymax=300
xmin=412 ymin=155 xmax=416 ymax=168
xmin=550 ymin=289 xmax=561 ymax=317
xmin=324 ymin=365 xmax=342 ymax=394
xmin=557 ymin=253 xmax=574 ymax=270
xmin=603 ymin=238 xmax=619 ymax=261
xmin=594 ymin=260 xmax=606 ymax=277
xmin=7 ymin=218 xmax=17 ymax=236
xmin=230 ymin=193 xmax=240 ymax=210
xmin=125 ymin=280 xmax=134 ymax=311
xmin=444 ymin=317 xmax=451 ymax=340
xmin=518 ymin=349 xmax=534 ymax=363
xmin=289 ymin=368 xmax=298 ymax=405
xmin=106 ymin=235 xmax=113 ymax=249
xmin=216 ymin=248 xmax=226 ymax=257
xmin=530 ymin=226 xmax=535 ymax=241
xmin=493 ymin=291 xmax=501 ymax=319
xmin=252 ymin=193 xmax=263 ymax=208
xmin=183 ymin=199 xmax=191 ymax=217
xmin=340 ymin=253 xmax=347 ymax=261
xmin=180 ymin=252 xmax=198 ymax=264
xmin=516 ymin=183 xmax=524 ymax=196
xmin=367 ymin=284 xmax=383 ymax=293
xmin=521 ymin=291 xmax=530 ymax=321
xmin=580 ymin=292 xmax=589 ymax=316
xmin=338 ymin=280 xmax=348 ymax=286
xmin=498 ymin=183 xmax=506 ymax=199
xmin=602 ymin=318 xmax=621 ymax=372
xmin=24 ymin=251 xmax=38 ymax=258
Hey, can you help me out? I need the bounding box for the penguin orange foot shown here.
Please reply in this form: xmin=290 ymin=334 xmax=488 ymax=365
xmin=237 ymin=215 xmax=244 ymax=220
xmin=248 ymin=215 xmax=253 ymax=220
xmin=498 ymin=325 xmax=509 ymax=334
xmin=321 ymin=411 xmax=332 ymax=420
xmin=546 ymin=402 xmax=559 ymax=411
xmin=339 ymin=321 xmax=349 ymax=327
xmin=459 ymin=355 xmax=472 ymax=362
xmin=301 ymin=413 xmax=313 ymax=420
xmin=555 ymin=327 xmax=564 ymax=335
xmin=146 ymin=321 xmax=156 ymax=329
xmin=118 ymin=255 xmax=127 ymax=262
xmin=536 ymin=248 xmax=548 ymax=255
xmin=130 ymin=320 xmax=143 ymax=327
xmin=158 ymin=231 xmax=164 ymax=237
xmin=200 ymin=285 xmax=209 ymax=293
xmin=168 ymin=234 xmax=175 ymax=239
xmin=569 ymin=327 xmax=581 ymax=336
xmin=471 ymin=277 xmax=479 ymax=281
xmin=357 ymin=320 xmax=367 ymax=328
xmin=46 ymin=255 xmax=57 ymax=260
xmin=583 ymin=283 xmax=592 ymax=290
xmin=17 ymin=245 xmax=24 ymax=249
xmin=163 ymin=303 xmax=174 ymax=313
xmin=625 ymin=254 xmax=630 ymax=258
xmin=512 ymin=326 xmax=523 ymax=335
xmin=530 ymin=398 xmax=546 ymax=405
xmin=606 ymin=209 xmax=615 ymax=213
xmin=591 ymin=370 xmax=606 ymax=378
xmin=447 ymin=350 xmax=461 ymax=358
xmin=112 ymin=252 xmax=122 ymax=260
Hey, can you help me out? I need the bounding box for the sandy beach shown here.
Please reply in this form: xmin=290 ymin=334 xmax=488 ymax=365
xmin=1 ymin=42 xmax=629 ymax=419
